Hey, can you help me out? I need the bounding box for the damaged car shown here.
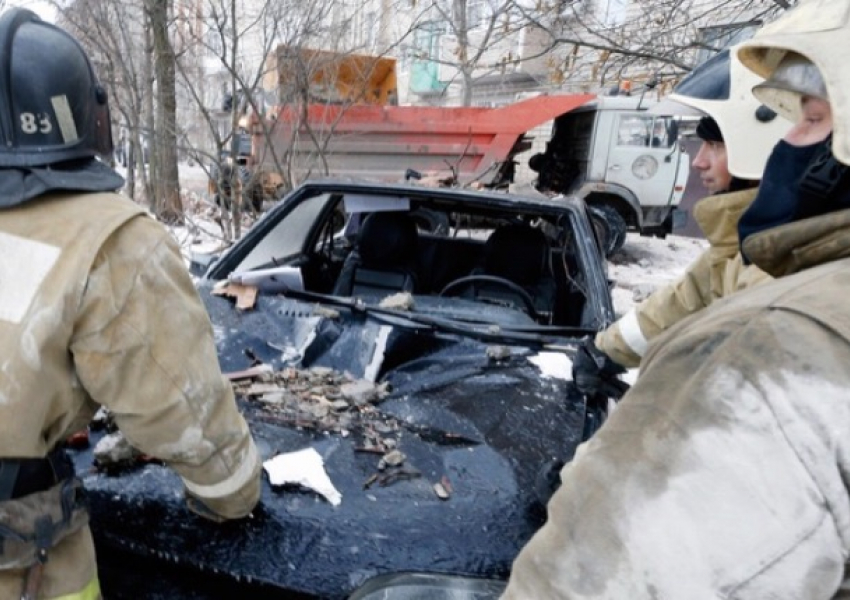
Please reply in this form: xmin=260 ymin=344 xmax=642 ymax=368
xmin=69 ymin=179 xmax=617 ymax=599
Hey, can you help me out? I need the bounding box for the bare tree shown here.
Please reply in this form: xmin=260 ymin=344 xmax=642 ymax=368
xmin=170 ymin=0 xmax=298 ymax=240
xmin=52 ymin=0 xmax=156 ymax=204
xmin=525 ymin=0 xmax=795 ymax=90
xmin=418 ymin=0 xmax=539 ymax=105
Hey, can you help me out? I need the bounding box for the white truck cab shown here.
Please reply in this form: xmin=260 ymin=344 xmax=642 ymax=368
xmin=531 ymin=94 xmax=690 ymax=256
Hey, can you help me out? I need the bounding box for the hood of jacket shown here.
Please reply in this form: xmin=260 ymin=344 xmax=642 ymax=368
xmin=692 ymin=187 xmax=759 ymax=249
xmin=742 ymin=207 xmax=850 ymax=278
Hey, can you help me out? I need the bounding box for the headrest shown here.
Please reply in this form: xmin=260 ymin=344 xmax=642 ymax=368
xmin=357 ymin=211 xmax=419 ymax=267
xmin=483 ymin=224 xmax=548 ymax=285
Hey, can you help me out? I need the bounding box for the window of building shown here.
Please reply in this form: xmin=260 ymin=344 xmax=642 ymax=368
xmin=453 ymin=0 xmax=487 ymax=29
xmin=363 ymin=10 xmax=377 ymax=49
xmin=414 ymin=21 xmax=443 ymax=60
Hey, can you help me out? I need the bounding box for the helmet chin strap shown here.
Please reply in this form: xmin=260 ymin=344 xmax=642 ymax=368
xmin=796 ymin=135 xmax=850 ymax=219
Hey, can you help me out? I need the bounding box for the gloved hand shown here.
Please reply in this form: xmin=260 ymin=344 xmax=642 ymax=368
xmin=571 ymin=337 xmax=628 ymax=399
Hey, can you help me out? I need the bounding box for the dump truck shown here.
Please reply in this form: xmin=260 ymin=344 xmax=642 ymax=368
xmin=209 ymin=48 xmax=398 ymax=212
xmin=247 ymin=92 xmax=690 ymax=255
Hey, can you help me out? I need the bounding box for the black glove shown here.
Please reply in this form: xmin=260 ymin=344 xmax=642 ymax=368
xmin=572 ymin=337 xmax=627 ymax=399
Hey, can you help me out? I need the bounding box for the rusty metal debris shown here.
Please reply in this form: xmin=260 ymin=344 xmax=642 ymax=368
xmin=486 ymin=345 xmax=511 ymax=361
xmin=211 ymin=281 xmax=258 ymax=310
xmin=312 ymin=305 xmax=340 ymax=320
xmin=225 ymin=364 xmax=275 ymax=381
xmin=378 ymin=292 xmax=414 ymax=311
xmin=363 ymin=465 xmax=421 ymax=489
xmin=231 ymin=365 xmax=394 ymax=439
xmin=65 ymin=429 xmax=90 ymax=450
xmin=377 ymin=449 xmax=405 ymax=471
xmin=232 ymin=364 xmax=480 ymax=448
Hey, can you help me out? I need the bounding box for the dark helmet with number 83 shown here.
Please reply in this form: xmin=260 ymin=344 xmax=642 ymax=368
xmin=0 ymin=8 xmax=112 ymax=167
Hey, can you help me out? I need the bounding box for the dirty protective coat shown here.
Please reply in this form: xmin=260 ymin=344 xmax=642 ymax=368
xmin=502 ymin=207 xmax=850 ymax=599
xmin=595 ymin=187 xmax=770 ymax=367
xmin=0 ymin=192 xmax=261 ymax=599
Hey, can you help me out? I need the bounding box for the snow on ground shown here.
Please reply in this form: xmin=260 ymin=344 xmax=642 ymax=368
xmin=607 ymin=233 xmax=708 ymax=317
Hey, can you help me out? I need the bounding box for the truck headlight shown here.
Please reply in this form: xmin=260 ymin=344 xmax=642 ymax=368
xmin=349 ymin=573 xmax=506 ymax=600
xmin=631 ymin=155 xmax=658 ymax=179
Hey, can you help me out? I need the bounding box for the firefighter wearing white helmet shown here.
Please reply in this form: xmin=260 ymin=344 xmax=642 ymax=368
xmin=0 ymin=8 xmax=261 ymax=600
xmin=573 ymin=47 xmax=789 ymax=397
xmin=503 ymin=2 xmax=850 ymax=597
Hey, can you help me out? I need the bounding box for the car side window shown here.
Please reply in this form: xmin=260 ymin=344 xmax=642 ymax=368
xmin=234 ymin=192 xmax=334 ymax=272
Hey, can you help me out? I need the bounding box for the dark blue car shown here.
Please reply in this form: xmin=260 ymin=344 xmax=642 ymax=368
xmin=74 ymin=179 xmax=616 ymax=599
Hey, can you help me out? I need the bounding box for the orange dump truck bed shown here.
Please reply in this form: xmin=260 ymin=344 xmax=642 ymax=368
xmin=249 ymin=94 xmax=596 ymax=186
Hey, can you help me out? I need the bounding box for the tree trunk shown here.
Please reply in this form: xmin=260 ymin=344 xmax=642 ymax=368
xmin=140 ymin=21 xmax=154 ymax=207
xmin=228 ymin=0 xmax=242 ymax=239
xmin=454 ymin=0 xmax=473 ymax=106
xmin=149 ymin=0 xmax=183 ymax=224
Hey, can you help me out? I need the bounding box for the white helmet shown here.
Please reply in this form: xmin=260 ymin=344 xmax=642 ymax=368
xmin=737 ymin=0 xmax=849 ymax=164
xmin=652 ymin=46 xmax=791 ymax=180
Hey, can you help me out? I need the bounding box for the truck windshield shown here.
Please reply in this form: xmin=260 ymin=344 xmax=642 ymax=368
xmin=617 ymin=115 xmax=675 ymax=148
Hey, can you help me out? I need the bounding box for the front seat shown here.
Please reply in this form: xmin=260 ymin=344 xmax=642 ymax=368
xmin=479 ymin=223 xmax=556 ymax=317
xmin=333 ymin=211 xmax=419 ymax=297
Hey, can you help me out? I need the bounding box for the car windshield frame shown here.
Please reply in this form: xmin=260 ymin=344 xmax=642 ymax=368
xmin=205 ymin=180 xmax=615 ymax=333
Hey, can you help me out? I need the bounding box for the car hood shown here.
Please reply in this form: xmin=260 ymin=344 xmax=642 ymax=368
xmin=70 ymin=290 xmax=589 ymax=598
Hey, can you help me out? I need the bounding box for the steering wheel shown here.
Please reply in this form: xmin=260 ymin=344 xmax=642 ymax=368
xmin=439 ymin=275 xmax=539 ymax=319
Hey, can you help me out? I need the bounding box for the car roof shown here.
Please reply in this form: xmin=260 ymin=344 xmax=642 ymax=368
xmin=292 ymin=178 xmax=586 ymax=214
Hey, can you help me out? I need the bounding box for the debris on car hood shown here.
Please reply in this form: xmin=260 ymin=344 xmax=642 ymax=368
xmin=233 ymin=365 xmax=394 ymax=438
xmin=263 ymin=447 xmax=342 ymax=506
xmin=72 ymin=291 xmax=597 ymax=598
xmin=211 ymin=280 xmax=258 ymax=310
xmin=71 ymin=335 xmax=589 ymax=598
xmin=378 ymin=292 xmax=415 ymax=310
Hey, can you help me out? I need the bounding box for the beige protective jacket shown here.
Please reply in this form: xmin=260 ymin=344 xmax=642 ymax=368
xmin=502 ymin=208 xmax=850 ymax=599
xmin=595 ymin=187 xmax=770 ymax=367
xmin=0 ymin=192 xmax=261 ymax=599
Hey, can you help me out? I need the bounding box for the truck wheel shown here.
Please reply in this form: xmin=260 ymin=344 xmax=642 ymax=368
xmin=410 ymin=208 xmax=450 ymax=235
xmin=589 ymin=209 xmax=611 ymax=256
xmin=589 ymin=205 xmax=628 ymax=257
xmin=600 ymin=206 xmax=628 ymax=255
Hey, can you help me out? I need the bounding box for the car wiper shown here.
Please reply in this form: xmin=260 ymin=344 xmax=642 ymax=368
xmin=273 ymin=288 xmax=593 ymax=350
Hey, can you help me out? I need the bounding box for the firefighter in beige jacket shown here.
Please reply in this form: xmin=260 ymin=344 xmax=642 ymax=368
xmin=504 ymin=4 xmax=850 ymax=598
xmin=595 ymin=185 xmax=769 ymax=368
xmin=0 ymin=10 xmax=261 ymax=600
xmin=571 ymin=48 xmax=789 ymax=395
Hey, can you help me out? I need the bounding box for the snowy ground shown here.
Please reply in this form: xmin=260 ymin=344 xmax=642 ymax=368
xmin=607 ymin=233 xmax=708 ymax=317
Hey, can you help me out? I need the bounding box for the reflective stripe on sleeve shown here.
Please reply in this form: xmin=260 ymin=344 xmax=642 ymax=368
xmin=618 ymin=309 xmax=649 ymax=357
xmin=50 ymin=575 xmax=100 ymax=600
xmin=181 ymin=440 xmax=259 ymax=500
